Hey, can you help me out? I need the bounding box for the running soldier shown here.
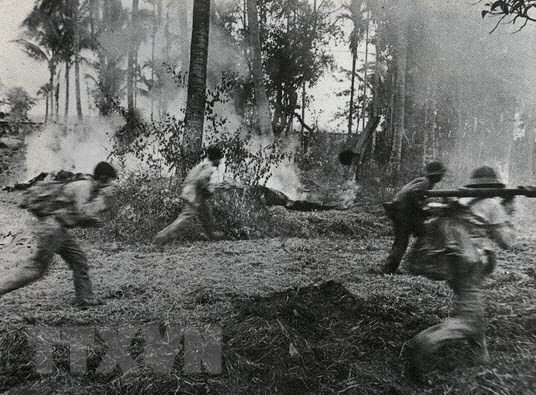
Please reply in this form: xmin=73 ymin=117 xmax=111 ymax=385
xmin=406 ymin=166 xmax=516 ymax=380
xmin=0 ymin=161 xmax=117 ymax=307
xmin=381 ymin=161 xmax=447 ymax=274
xmin=154 ymin=146 xmax=226 ymax=244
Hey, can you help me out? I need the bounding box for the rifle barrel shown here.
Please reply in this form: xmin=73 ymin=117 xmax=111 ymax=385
xmin=422 ymin=188 xmax=536 ymax=198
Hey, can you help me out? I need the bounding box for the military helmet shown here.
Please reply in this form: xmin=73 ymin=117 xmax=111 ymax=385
xmin=207 ymin=146 xmax=223 ymax=161
xmin=424 ymin=161 xmax=446 ymax=176
xmin=465 ymin=166 xmax=505 ymax=188
xmin=94 ymin=161 xmax=117 ymax=181
xmin=338 ymin=149 xmax=356 ymax=166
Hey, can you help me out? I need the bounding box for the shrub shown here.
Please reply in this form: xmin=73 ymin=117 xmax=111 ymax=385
xmin=77 ymin=173 xmax=387 ymax=245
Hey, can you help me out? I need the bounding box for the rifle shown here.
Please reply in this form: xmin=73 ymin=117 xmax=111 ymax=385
xmin=420 ymin=187 xmax=536 ymax=199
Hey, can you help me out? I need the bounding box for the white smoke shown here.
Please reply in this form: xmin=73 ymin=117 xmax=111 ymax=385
xmin=24 ymin=117 xmax=121 ymax=177
xmin=265 ymin=159 xmax=305 ymax=201
xmin=263 ymin=135 xmax=305 ymax=200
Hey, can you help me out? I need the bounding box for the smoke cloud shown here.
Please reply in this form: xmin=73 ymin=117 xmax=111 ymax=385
xmin=25 ymin=117 xmax=120 ymax=177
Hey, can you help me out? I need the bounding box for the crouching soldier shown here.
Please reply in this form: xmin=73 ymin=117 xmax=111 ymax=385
xmin=154 ymin=146 xmax=226 ymax=245
xmin=406 ymin=166 xmax=516 ymax=381
xmin=381 ymin=161 xmax=447 ymax=274
xmin=0 ymin=161 xmax=117 ymax=307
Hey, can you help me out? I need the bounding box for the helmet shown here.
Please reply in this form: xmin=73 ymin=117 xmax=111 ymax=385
xmin=93 ymin=162 xmax=117 ymax=181
xmin=424 ymin=161 xmax=446 ymax=176
xmin=207 ymin=146 xmax=223 ymax=161
xmin=465 ymin=166 xmax=505 ymax=188
xmin=339 ymin=150 xmax=356 ymax=166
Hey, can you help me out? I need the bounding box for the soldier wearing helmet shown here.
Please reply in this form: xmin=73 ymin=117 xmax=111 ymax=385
xmin=407 ymin=166 xmax=516 ymax=381
xmin=381 ymin=160 xmax=447 ymax=274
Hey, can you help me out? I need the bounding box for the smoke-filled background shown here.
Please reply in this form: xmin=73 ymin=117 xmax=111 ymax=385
xmin=386 ymin=0 xmax=536 ymax=187
xmin=2 ymin=0 xmax=536 ymax=193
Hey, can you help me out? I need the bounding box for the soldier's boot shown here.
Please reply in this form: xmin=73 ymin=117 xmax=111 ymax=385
xmin=72 ymin=297 xmax=104 ymax=307
xmin=382 ymin=230 xmax=410 ymax=274
xmin=209 ymin=231 xmax=225 ymax=241
xmin=72 ymin=277 xmax=104 ymax=307
xmin=470 ymin=334 xmax=490 ymax=365
xmin=405 ymin=339 xmax=428 ymax=383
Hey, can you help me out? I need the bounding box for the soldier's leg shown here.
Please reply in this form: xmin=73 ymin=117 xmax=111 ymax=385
xmin=470 ymin=332 xmax=490 ymax=364
xmin=0 ymin=220 xmax=60 ymax=296
xmin=58 ymin=233 xmax=100 ymax=305
xmin=382 ymin=220 xmax=411 ymax=273
xmin=449 ymin=265 xmax=489 ymax=363
xmin=196 ymin=200 xmax=223 ymax=240
xmin=408 ymin=317 xmax=484 ymax=377
xmin=154 ymin=203 xmax=197 ymax=245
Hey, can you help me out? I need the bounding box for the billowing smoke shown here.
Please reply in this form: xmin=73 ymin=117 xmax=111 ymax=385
xmin=400 ymin=0 xmax=536 ymax=188
xmin=265 ymin=137 xmax=305 ymax=200
xmin=25 ymin=117 xmax=120 ymax=177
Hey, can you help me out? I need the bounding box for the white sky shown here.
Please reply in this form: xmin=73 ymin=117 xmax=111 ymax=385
xmin=0 ymin=0 xmax=356 ymax=129
xmin=0 ymin=0 xmax=526 ymax=133
xmin=0 ymin=0 xmax=47 ymax=96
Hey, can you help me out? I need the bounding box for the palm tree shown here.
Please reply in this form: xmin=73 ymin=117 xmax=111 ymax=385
xmin=247 ymin=0 xmax=273 ymax=138
xmin=39 ymin=0 xmax=92 ymax=120
xmin=88 ymin=0 xmax=130 ymax=117
xmin=13 ymin=36 xmax=58 ymax=122
xmin=37 ymin=82 xmax=52 ymax=121
xmin=341 ymin=0 xmax=368 ymax=135
xmin=183 ymin=0 xmax=211 ymax=165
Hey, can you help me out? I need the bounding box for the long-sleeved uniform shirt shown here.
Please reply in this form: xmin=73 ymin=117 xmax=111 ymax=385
xmin=180 ymin=160 xmax=219 ymax=206
xmin=55 ymin=178 xmax=111 ymax=227
xmin=458 ymin=197 xmax=516 ymax=252
xmin=393 ymin=176 xmax=432 ymax=206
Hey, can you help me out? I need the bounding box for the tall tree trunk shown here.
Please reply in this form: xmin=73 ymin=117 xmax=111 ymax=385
xmin=183 ymin=0 xmax=211 ymax=164
xmin=151 ymin=3 xmax=156 ymax=118
xmin=348 ymin=45 xmax=357 ymax=135
xmin=97 ymin=0 xmax=111 ymax=116
xmin=64 ymin=63 xmax=70 ymax=121
xmin=127 ymin=0 xmax=139 ymax=117
xmin=389 ymin=3 xmax=408 ymax=175
xmin=371 ymin=22 xmax=381 ymax=156
xmin=55 ymin=78 xmax=60 ymax=123
xmin=360 ymin=11 xmax=370 ymax=132
xmin=49 ymin=61 xmax=55 ymax=122
xmin=301 ymin=81 xmax=305 ymax=133
xmin=178 ymin=1 xmax=190 ymax=71
xmin=44 ymin=95 xmax=49 ymax=122
xmin=247 ymin=0 xmax=273 ymax=138
xmin=74 ymin=0 xmax=83 ymax=120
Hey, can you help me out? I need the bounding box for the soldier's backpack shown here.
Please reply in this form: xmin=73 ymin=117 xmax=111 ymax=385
xmin=19 ymin=173 xmax=95 ymax=222
xmin=406 ymin=203 xmax=483 ymax=281
xmin=19 ymin=180 xmax=76 ymax=218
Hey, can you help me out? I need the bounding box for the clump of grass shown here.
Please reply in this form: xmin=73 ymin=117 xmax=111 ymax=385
xmin=78 ymin=175 xmax=388 ymax=245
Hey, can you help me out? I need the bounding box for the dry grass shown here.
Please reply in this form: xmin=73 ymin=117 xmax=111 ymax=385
xmin=1 ymin=189 xmax=536 ymax=394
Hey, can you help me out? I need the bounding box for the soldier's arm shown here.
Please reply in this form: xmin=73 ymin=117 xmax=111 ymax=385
xmin=197 ymin=166 xmax=217 ymax=195
xmin=488 ymin=202 xmax=516 ymax=249
xmin=71 ymin=183 xmax=110 ymax=226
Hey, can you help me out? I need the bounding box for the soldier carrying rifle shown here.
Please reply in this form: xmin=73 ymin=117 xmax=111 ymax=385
xmin=405 ymin=166 xmax=516 ymax=381
xmin=381 ymin=161 xmax=447 ymax=274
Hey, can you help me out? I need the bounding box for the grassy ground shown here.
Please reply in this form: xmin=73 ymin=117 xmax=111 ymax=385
xmin=1 ymin=189 xmax=536 ymax=394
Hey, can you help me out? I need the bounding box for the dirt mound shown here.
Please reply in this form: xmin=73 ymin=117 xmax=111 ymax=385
xmin=222 ymin=280 xmax=424 ymax=393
